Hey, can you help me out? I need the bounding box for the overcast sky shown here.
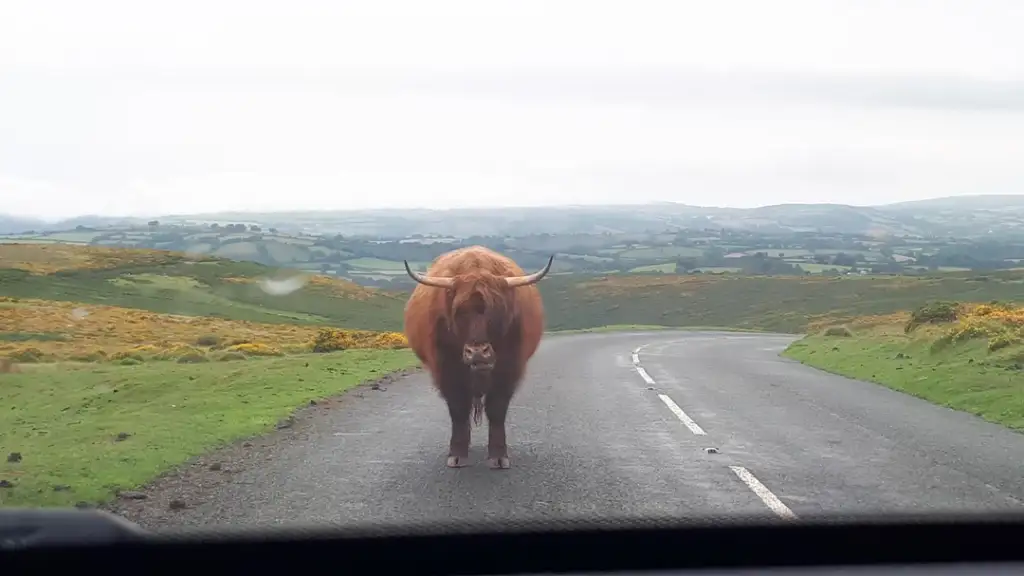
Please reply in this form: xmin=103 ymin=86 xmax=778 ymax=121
xmin=2 ymin=0 xmax=1024 ymax=221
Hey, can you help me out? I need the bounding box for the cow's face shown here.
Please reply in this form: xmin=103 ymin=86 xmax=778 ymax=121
xmin=448 ymin=277 xmax=506 ymax=373
xmin=403 ymin=255 xmax=555 ymax=374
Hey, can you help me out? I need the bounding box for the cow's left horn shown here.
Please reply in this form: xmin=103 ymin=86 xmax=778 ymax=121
xmin=505 ymin=255 xmax=555 ymax=288
xmin=404 ymin=261 xmax=455 ymax=288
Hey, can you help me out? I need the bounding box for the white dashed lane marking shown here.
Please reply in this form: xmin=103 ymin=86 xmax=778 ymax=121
xmin=729 ymin=466 xmax=798 ymax=520
xmin=632 ymin=345 xmax=704 ymax=435
xmin=632 ymin=341 xmax=798 ymax=520
xmin=657 ymin=394 xmax=707 ymax=436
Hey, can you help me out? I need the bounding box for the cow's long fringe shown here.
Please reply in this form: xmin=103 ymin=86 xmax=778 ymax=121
xmin=472 ymin=395 xmax=484 ymax=427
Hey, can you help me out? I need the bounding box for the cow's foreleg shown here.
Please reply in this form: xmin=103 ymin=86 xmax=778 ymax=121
xmin=444 ymin=385 xmax=472 ymax=468
xmin=484 ymin=387 xmax=512 ymax=470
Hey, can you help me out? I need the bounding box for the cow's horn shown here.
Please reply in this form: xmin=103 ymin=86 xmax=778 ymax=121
xmin=404 ymin=261 xmax=455 ymax=288
xmin=505 ymin=255 xmax=555 ymax=288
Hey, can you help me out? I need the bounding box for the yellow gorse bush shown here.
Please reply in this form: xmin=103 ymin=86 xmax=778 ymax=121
xmin=1 ymin=298 xmax=407 ymax=363
xmin=225 ymin=342 xmax=284 ymax=356
xmin=939 ymin=302 xmax=1024 ymax=351
xmin=310 ymin=328 xmax=409 ymax=353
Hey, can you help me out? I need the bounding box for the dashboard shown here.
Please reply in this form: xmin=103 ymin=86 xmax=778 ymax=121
xmin=2 ymin=508 xmax=1023 ymax=574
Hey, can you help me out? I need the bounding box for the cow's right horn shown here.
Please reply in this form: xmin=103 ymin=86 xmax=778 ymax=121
xmin=404 ymin=261 xmax=455 ymax=288
xmin=505 ymin=254 xmax=555 ymax=288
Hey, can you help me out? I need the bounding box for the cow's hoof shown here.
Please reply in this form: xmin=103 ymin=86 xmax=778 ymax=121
xmin=488 ymin=456 xmax=511 ymax=470
xmin=446 ymin=455 xmax=470 ymax=468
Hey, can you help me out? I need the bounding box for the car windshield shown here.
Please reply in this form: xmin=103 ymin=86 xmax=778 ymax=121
xmin=1 ymin=0 xmax=1022 ymax=532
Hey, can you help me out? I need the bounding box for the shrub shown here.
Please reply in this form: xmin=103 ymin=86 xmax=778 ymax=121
xmin=988 ymin=331 xmax=1020 ymax=352
xmin=282 ymin=343 xmax=312 ymax=354
xmin=371 ymin=331 xmax=410 ymax=349
xmin=311 ymin=328 xmax=354 ymax=353
xmin=225 ymin=342 xmax=283 ymax=356
xmin=176 ymin=352 xmax=209 ymax=364
xmin=118 ymin=357 xmax=142 ymax=366
xmin=109 ymin=351 xmax=145 ymax=362
xmin=905 ymin=301 xmax=961 ymax=333
xmin=215 ymin=351 xmax=247 ymax=361
xmin=823 ymin=325 xmax=853 ymax=337
xmin=68 ymin=350 xmax=107 ymax=362
xmin=7 ymin=347 xmax=45 ymax=363
xmin=310 ymin=328 xmax=409 ymax=352
xmin=195 ymin=334 xmax=221 ymax=347
xmin=152 ymin=345 xmax=205 ymax=361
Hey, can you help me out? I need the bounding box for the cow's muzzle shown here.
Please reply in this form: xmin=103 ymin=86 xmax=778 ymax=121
xmin=463 ymin=342 xmax=495 ymax=372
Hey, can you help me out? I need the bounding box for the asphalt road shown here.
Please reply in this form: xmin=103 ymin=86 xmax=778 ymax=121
xmin=110 ymin=331 xmax=1024 ymax=532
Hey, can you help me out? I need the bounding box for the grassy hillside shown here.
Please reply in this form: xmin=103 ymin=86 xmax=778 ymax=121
xmin=783 ymin=303 xmax=1024 ymax=432
xmin=0 ymin=243 xmax=408 ymax=331
xmin=7 ymin=243 xmax=1024 ymax=337
xmin=538 ymin=271 xmax=1024 ymax=332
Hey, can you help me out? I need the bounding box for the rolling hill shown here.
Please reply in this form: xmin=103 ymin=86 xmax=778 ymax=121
xmin=0 ymin=243 xmax=408 ymax=332
xmin=4 ymin=243 xmax=1024 ymax=337
xmin=7 ymin=194 xmax=1024 ymax=239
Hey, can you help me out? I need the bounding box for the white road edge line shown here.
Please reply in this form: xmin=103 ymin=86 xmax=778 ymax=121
xmin=657 ymin=394 xmax=707 ymax=436
xmin=729 ymin=466 xmax=798 ymax=520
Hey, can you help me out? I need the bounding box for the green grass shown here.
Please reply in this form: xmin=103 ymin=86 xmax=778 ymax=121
xmin=795 ymin=263 xmax=852 ymax=273
xmin=344 ymin=257 xmax=429 ymax=271
xmin=212 ymin=242 xmax=261 ymax=259
xmin=629 ymin=262 xmax=677 ymax=273
xmin=783 ymin=329 xmax=1024 ymax=432
xmin=44 ymin=232 xmax=103 ymax=243
xmin=618 ymin=246 xmax=705 ymax=259
xmin=750 ymin=249 xmax=813 ymax=257
xmin=0 ymin=349 xmax=419 ymax=507
xmin=694 ymin=266 xmax=741 ymax=273
xmin=265 ymin=242 xmax=312 ymax=263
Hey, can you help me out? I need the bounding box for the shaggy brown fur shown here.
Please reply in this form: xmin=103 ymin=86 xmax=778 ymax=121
xmin=402 ymin=245 xmax=550 ymax=469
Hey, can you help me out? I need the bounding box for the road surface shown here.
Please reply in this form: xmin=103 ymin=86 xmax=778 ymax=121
xmin=109 ymin=331 xmax=1024 ymax=532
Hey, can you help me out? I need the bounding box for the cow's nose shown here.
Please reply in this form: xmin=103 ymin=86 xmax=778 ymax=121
xmin=463 ymin=343 xmax=495 ymax=367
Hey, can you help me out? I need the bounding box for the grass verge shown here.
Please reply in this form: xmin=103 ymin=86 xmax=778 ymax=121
xmin=782 ymin=326 xmax=1024 ymax=432
xmin=0 ymin=349 xmax=418 ymax=507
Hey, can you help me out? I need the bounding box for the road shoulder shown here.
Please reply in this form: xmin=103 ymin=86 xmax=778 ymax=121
xmin=103 ymin=367 xmax=421 ymax=527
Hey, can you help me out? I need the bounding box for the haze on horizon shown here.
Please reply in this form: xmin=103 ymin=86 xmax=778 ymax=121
xmin=2 ymin=0 xmax=1024 ymax=222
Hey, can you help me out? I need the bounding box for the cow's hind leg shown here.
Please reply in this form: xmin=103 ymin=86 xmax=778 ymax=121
xmin=484 ymin=386 xmax=513 ymax=470
xmin=443 ymin=380 xmax=473 ymax=468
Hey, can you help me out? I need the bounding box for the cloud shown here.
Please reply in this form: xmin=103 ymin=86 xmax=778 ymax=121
xmin=2 ymin=0 xmax=1024 ymax=218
